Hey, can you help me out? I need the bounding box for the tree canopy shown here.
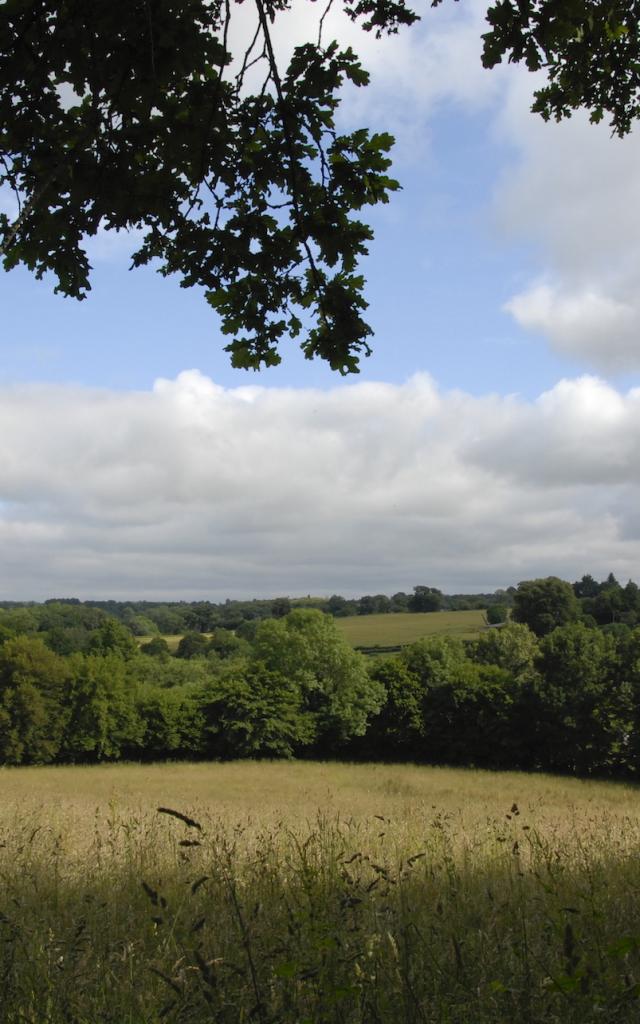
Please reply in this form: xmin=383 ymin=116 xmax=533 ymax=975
xmin=2 ymin=0 xmax=639 ymax=372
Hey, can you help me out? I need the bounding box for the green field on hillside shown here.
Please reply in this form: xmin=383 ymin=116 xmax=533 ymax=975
xmin=335 ymin=608 xmax=486 ymax=647
xmin=3 ymin=761 xmax=640 ymax=1023
xmin=138 ymin=611 xmax=486 ymax=653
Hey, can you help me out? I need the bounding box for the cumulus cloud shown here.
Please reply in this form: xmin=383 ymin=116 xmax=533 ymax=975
xmin=495 ymin=75 xmax=640 ymax=371
xmin=504 ymin=283 xmax=640 ymax=370
xmin=1 ymin=370 xmax=640 ymax=600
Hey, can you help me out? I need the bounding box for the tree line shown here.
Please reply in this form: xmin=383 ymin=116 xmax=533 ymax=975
xmin=0 ymin=583 xmax=510 ymax=641
xmin=2 ymin=573 xmax=640 ymax=775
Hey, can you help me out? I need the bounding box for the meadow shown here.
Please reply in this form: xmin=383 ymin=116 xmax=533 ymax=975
xmin=334 ymin=609 xmax=487 ymax=648
xmin=137 ymin=610 xmax=487 ymax=655
xmin=2 ymin=761 xmax=640 ymax=1022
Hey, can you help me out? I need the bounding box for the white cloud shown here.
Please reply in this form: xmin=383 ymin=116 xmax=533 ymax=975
xmin=495 ymin=74 xmax=640 ymax=371
xmin=1 ymin=371 xmax=640 ymax=600
xmin=505 ymin=283 xmax=640 ymax=370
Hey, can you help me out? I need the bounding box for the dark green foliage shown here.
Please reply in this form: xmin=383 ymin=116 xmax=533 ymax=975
xmin=207 ymin=628 xmax=249 ymax=660
xmin=175 ymin=631 xmax=210 ymax=660
xmin=0 ymin=0 xmax=409 ymax=373
xmin=133 ymin=685 xmax=204 ymax=759
xmin=140 ymin=636 xmax=171 ymax=659
xmin=326 ymin=594 xmax=357 ymax=617
xmin=38 ymin=601 xmax=106 ymax=632
xmin=0 ymin=607 xmax=39 ymax=635
xmin=366 ymin=656 xmax=424 ymax=758
xmin=532 ymin=623 xmax=619 ymax=774
xmin=7 ymin=577 xmax=640 ymax=774
xmin=481 ymin=0 xmax=640 ymax=136
xmin=512 ymin=576 xmax=580 ymax=636
xmin=252 ymin=609 xmax=385 ymax=751
xmin=88 ymin=618 xmax=139 ymax=660
xmin=408 ymin=585 xmax=443 ymax=613
xmin=485 ymin=603 xmax=508 ymax=625
xmin=0 ymin=623 xmax=15 ymax=646
xmin=471 ymin=622 xmax=540 ymax=682
xmin=358 ymin=593 xmax=391 ymax=614
xmin=198 ymin=664 xmax=313 ymax=759
xmin=422 ymin=660 xmax=519 ymax=768
xmin=0 ymin=636 xmax=70 ymax=764
xmin=61 ymin=653 xmax=141 ymax=761
xmin=42 ymin=624 xmax=92 ymax=655
xmin=271 ymin=597 xmax=292 ymax=619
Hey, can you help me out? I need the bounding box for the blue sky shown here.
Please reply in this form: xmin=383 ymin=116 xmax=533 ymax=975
xmin=2 ymin=0 xmax=640 ymax=600
xmin=1 ymin=87 xmax=581 ymax=397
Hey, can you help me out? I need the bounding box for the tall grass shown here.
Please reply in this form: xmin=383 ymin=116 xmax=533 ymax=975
xmin=1 ymin=762 xmax=640 ymax=1022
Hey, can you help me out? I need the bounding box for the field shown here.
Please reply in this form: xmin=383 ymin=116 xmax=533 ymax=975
xmin=335 ymin=609 xmax=487 ymax=647
xmin=2 ymin=761 xmax=640 ymax=1023
xmin=137 ymin=633 xmax=212 ymax=652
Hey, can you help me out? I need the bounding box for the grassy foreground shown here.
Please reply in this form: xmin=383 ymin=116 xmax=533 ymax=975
xmin=335 ymin=609 xmax=486 ymax=648
xmin=2 ymin=761 xmax=640 ymax=1023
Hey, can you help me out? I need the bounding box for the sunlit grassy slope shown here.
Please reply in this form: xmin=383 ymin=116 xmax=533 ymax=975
xmin=335 ymin=608 xmax=486 ymax=647
xmin=3 ymin=758 xmax=633 ymax=827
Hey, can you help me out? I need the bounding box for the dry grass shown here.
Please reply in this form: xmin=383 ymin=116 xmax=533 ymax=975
xmin=2 ymin=761 xmax=640 ymax=1023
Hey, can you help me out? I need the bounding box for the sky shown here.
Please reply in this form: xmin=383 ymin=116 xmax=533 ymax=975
xmin=2 ymin=0 xmax=640 ymax=601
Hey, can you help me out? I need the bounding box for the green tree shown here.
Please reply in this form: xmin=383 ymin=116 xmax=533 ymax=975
xmin=43 ymin=624 xmax=92 ymax=655
xmin=326 ymin=595 xmax=357 ymax=617
xmin=366 ymin=656 xmax=424 ymax=759
xmin=175 ymin=631 xmax=210 ymax=660
xmin=512 ymin=577 xmax=580 ymax=636
xmin=198 ymin=664 xmax=313 ymax=759
xmin=125 ymin=613 xmax=160 ymax=637
xmin=0 ymin=607 xmax=39 ymax=636
xmin=134 ymin=684 xmax=204 ymax=759
xmin=129 ymin=653 xmax=213 ymax=689
xmin=401 ymin=635 xmax=468 ymax=688
xmin=271 ymin=597 xmax=292 ymax=619
xmin=88 ymin=618 xmax=138 ymax=660
xmin=421 ymin=660 xmax=519 ymax=769
xmin=61 ymin=653 xmax=141 ymax=761
xmin=606 ymin=627 xmax=640 ymax=774
xmin=533 ymin=622 xmax=619 ymax=774
xmin=146 ymin=606 xmax=189 ymax=635
xmin=140 ymin=636 xmax=171 ymax=659
xmin=591 ymin=583 xmax=625 ymax=625
xmin=253 ymin=609 xmax=384 ymax=750
xmin=408 ymin=586 xmax=443 ymax=613
xmin=471 ymin=622 xmax=540 ymax=683
xmin=573 ymin=573 xmax=602 ymax=599
xmin=485 ymin=604 xmax=508 ymax=625
xmin=207 ymin=629 xmax=249 ymax=661
xmin=0 ymin=636 xmax=69 ymax=764
xmin=400 ymin=635 xmax=519 ymax=768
